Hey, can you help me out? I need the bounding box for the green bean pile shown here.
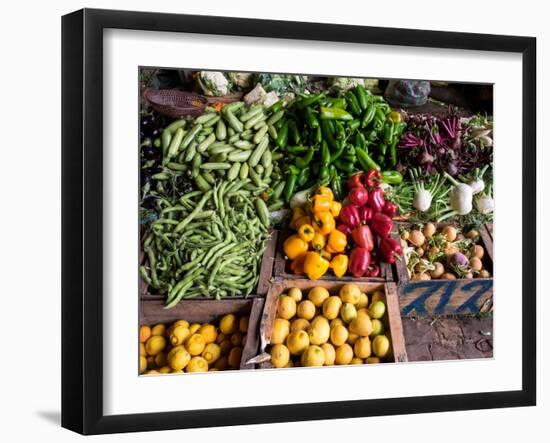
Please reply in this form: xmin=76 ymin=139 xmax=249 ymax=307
xmin=140 ymin=181 xmax=270 ymax=308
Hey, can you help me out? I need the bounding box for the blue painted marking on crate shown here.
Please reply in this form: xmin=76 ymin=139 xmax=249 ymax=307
xmin=434 ymin=281 xmax=458 ymax=315
xmin=456 ymin=280 xmax=493 ymax=314
xmin=401 ymin=282 xmax=438 ymax=316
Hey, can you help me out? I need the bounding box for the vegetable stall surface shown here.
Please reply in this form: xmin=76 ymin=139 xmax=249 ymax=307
xmin=139 ymin=314 xmax=251 ymax=374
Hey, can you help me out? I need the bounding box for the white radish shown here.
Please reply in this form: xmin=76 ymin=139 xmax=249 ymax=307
xmin=450 ymin=183 xmax=473 ymax=215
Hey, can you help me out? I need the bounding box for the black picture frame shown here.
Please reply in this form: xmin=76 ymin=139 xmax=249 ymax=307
xmin=62 ymin=8 xmax=537 ymax=435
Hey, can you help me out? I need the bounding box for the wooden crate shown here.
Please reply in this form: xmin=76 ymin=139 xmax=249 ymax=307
xmin=273 ymin=229 xmax=393 ymax=282
xmin=254 ymin=279 xmax=408 ymax=368
xmin=139 ymin=229 xmax=278 ymax=299
xmin=393 ymin=223 xmax=493 ymax=316
xmin=140 ymin=297 xmax=265 ymax=370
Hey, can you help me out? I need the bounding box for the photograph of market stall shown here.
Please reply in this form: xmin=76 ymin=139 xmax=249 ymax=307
xmin=138 ymin=69 xmax=493 ymax=374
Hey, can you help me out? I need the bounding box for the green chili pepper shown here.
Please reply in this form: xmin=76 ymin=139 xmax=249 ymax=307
xmin=305 ymin=107 xmax=320 ymax=129
xmin=345 ymin=145 xmax=356 ymax=157
xmin=288 ymin=119 xmax=301 ymax=145
xmin=384 ymin=122 xmax=394 ymax=144
xmin=356 ymin=146 xmax=381 ymax=171
xmin=375 ymin=107 xmax=386 ymax=123
xmin=321 ymin=120 xmax=337 ymax=148
xmin=379 ymin=143 xmax=388 ymax=155
xmin=389 ymin=138 xmax=398 ymax=167
xmin=295 ymin=147 xmax=315 ymax=169
xmin=331 ymin=174 xmax=343 ymax=200
xmin=324 ymin=97 xmax=347 ymax=109
xmin=319 ymin=165 xmax=330 ymax=181
xmin=269 ymin=100 xmax=284 ymax=114
xmin=334 ymin=121 xmax=345 ymax=140
xmin=329 ymin=142 xmax=345 ymax=164
xmin=361 ymin=106 xmax=377 ymax=128
xmin=354 ymin=85 xmax=370 ymax=111
xmin=276 ymin=120 xmax=289 ymax=149
xmin=297 ymin=93 xmax=325 ymax=109
xmin=283 ymin=173 xmax=298 ymax=203
xmin=314 ymin=125 xmax=322 ymax=144
xmin=319 ymin=107 xmax=354 ymax=121
xmin=347 ymin=119 xmax=361 ymax=132
xmin=296 ymin=167 xmax=310 ymax=186
xmin=333 ymin=159 xmax=355 ymax=173
xmin=345 ymin=91 xmax=361 ymax=116
xmin=321 ymin=141 xmax=330 ymax=167
xmin=286 ymin=145 xmax=308 ymax=155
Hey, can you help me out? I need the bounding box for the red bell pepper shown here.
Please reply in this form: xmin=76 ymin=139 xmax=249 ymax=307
xmin=352 ymin=225 xmax=374 ymax=251
xmin=370 ymin=212 xmax=393 ymax=238
xmin=348 ymin=186 xmax=369 ymax=206
xmin=336 ymin=223 xmax=352 ymax=242
xmin=366 ymin=263 xmax=380 ymax=277
xmin=368 ymin=187 xmax=385 ymax=213
xmin=358 ymin=206 xmax=373 ymax=224
xmin=348 ymin=173 xmax=365 ymax=189
xmin=339 ymin=205 xmax=361 ymax=228
xmin=379 ymin=237 xmax=403 ymax=264
xmin=349 ymin=247 xmax=371 ymax=277
xmin=382 ymin=201 xmax=398 ymax=218
xmin=365 ymin=169 xmax=382 ymax=188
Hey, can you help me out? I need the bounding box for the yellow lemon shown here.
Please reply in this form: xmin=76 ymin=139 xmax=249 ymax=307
xmin=339 ymin=284 xmax=361 ymax=305
xmin=139 ymin=355 xmax=147 ymax=373
xmin=168 ymin=346 xmax=191 ymax=370
xmin=198 ymin=324 xmax=217 ymax=344
xmin=219 ymin=314 xmax=238 ymax=335
xmin=140 ymin=325 xmax=151 ymax=343
xmin=270 ymin=318 xmax=290 ymax=345
xmin=239 ymin=316 xmax=249 ymax=333
xmin=356 ymin=292 xmax=369 ymax=309
xmin=145 ymin=335 xmax=166 ymax=356
xmin=350 ymin=357 xmax=363 ymax=365
xmin=349 ymin=313 xmax=373 ymax=337
xmin=370 ymin=291 xmax=384 ymax=304
xmin=139 ymin=342 xmax=147 ymax=356
xmin=357 ymin=308 xmax=369 ymax=317
xmin=189 ymin=323 xmax=201 ymax=334
xmin=322 ymin=296 xmax=343 ymax=320
xmin=297 ymin=300 xmax=316 ymax=320
xmin=288 ymin=287 xmax=303 ymax=302
xmin=270 ymin=344 xmax=290 ymax=368
xmin=347 ymin=332 xmax=359 ymax=346
xmin=151 ymin=323 xmax=166 ymax=336
xmin=201 ymin=343 xmax=221 ymax=364
xmin=145 ymin=370 xmax=159 ymax=375
xmin=185 ymin=333 xmax=206 ymax=356
xmin=354 ymin=337 xmax=372 ymax=359
xmin=228 ymin=347 xmax=243 ymax=368
xmin=286 ymin=330 xmax=310 ymax=355
xmin=169 ymin=325 xmax=190 ymax=346
xmin=158 ymin=366 xmax=172 ymax=374
xmin=321 ymin=343 xmax=336 ymax=366
xmin=340 ymin=303 xmax=357 ymax=323
xmin=154 ymin=352 xmax=167 ymax=367
xmin=307 ymin=317 xmax=330 ymax=345
xmin=290 ymin=318 xmax=311 ymax=332
xmin=172 ymin=319 xmax=190 ymax=329
xmin=335 ymin=343 xmax=353 ymax=365
xmin=308 ymin=286 xmax=330 ymax=307
xmin=277 ymin=295 xmax=297 ymax=320
xmin=330 ymin=318 xmax=344 ymax=328
xmin=301 ymin=345 xmax=325 ymax=367
xmin=370 ymin=319 xmax=385 ymax=337
xmin=366 ymin=356 xmax=381 ymax=364
xmin=369 ymin=301 xmax=386 ymax=319
xmin=213 ymin=356 xmax=228 ymax=370
xmin=372 ymin=335 xmax=391 ymax=358
xmin=330 ymin=324 xmax=349 ymax=347
xmin=219 ymin=339 xmax=232 ymax=356
xmin=186 ymin=356 xmax=208 ymax=373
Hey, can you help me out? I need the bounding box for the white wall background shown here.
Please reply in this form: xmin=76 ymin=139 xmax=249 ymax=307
xmin=0 ymin=0 xmax=546 ymax=440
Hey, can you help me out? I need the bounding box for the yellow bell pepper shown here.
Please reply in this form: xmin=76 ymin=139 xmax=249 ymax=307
xmin=298 ymin=223 xmax=315 ymax=243
xmin=327 ymin=229 xmax=347 ymax=253
xmin=290 ymin=252 xmax=307 ymax=275
xmin=321 ymin=248 xmax=332 ymax=261
xmin=303 ymin=251 xmax=330 ymax=280
xmin=283 ymin=234 xmax=308 ymax=260
xmin=316 ymin=186 xmax=334 ymax=201
xmin=290 ymin=207 xmax=306 ymax=230
xmin=313 ymin=211 xmax=336 ymax=236
xmin=330 ymin=201 xmax=342 ymax=218
xmin=330 ymin=254 xmax=349 ymax=278
xmin=311 ymin=232 xmax=326 ymax=251
xmin=294 ymin=215 xmax=312 ymax=230
xmin=312 ymin=194 xmax=333 ymax=214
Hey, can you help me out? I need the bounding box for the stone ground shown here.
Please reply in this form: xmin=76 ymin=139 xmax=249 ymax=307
xmin=402 ymin=316 xmax=493 ymax=361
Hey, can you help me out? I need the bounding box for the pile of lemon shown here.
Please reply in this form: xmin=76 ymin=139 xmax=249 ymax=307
xmin=139 ymin=313 xmax=249 ymax=374
xmin=268 ymin=283 xmax=392 ymax=368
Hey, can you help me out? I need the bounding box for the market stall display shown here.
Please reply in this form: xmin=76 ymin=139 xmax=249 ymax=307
xmin=138 ymin=69 xmax=494 ymax=374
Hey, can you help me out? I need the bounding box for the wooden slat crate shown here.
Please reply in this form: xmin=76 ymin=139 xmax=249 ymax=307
xmin=254 ymin=279 xmax=408 ymax=368
xmin=140 ymin=297 xmax=265 ymax=370
xmin=139 ymin=229 xmax=278 ymax=300
xmin=272 ymin=229 xmax=393 ymax=282
xmin=393 ymin=223 xmax=493 ymax=316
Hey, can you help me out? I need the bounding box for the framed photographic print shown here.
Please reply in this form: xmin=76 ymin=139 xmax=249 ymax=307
xmin=62 ymin=8 xmax=536 ymax=435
